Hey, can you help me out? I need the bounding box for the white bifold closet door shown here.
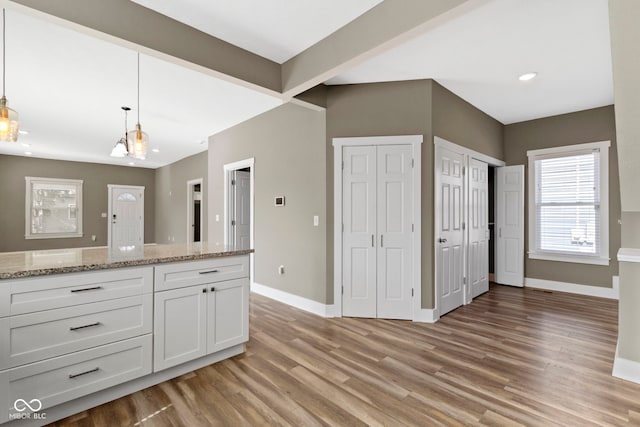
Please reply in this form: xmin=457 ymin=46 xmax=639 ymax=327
xmin=342 ymin=145 xmax=413 ymax=320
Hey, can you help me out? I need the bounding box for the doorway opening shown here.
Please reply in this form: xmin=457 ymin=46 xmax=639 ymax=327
xmin=187 ymin=178 xmax=204 ymax=243
xmin=224 ymin=158 xmax=254 ymax=281
xmin=488 ymin=166 xmax=495 ymax=282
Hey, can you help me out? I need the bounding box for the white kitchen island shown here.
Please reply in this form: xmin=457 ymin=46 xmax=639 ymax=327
xmin=0 ymin=243 xmax=251 ymax=426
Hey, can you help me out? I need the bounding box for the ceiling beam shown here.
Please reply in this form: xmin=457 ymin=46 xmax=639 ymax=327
xmin=6 ymin=0 xmax=282 ymax=97
xmin=280 ymin=0 xmax=489 ymax=99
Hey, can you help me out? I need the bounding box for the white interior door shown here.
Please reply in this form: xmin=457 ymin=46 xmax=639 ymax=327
xmin=232 ymin=171 xmax=251 ymax=249
xmin=436 ymin=146 xmax=465 ymax=316
xmin=376 ymin=145 xmax=413 ymax=319
xmin=495 ymin=165 xmax=525 ymax=287
xmin=109 ymin=185 xmax=144 ymax=249
xmin=469 ymin=158 xmax=489 ymax=298
xmin=342 ymin=146 xmax=377 ymax=318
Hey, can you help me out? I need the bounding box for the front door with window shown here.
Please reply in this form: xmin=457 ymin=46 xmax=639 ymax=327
xmin=108 ymin=185 xmax=144 ymax=249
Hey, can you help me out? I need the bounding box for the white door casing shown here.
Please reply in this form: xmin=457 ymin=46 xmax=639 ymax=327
xmin=495 ymin=165 xmax=525 ymax=287
xmin=342 ymin=145 xmax=377 ymax=318
xmin=376 ymin=145 xmax=413 ymax=320
xmin=186 ymin=178 xmax=203 ymax=243
xmin=223 ymin=158 xmax=255 ymax=285
xmin=333 ymin=135 xmax=422 ymax=321
xmin=435 ymin=145 xmax=465 ymax=316
xmin=108 ymin=185 xmax=144 ymax=249
xmin=469 ymin=158 xmax=489 ymax=298
xmin=232 ymin=171 xmax=251 ymax=250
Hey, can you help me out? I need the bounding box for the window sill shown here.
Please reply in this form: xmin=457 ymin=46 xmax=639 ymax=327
xmin=528 ymin=252 xmax=610 ymax=266
xmin=25 ymin=233 xmax=84 ymax=240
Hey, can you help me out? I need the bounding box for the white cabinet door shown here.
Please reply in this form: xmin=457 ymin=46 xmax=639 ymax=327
xmin=342 ymin=146 xmax=377 ymax=318
xmin=206 ymin=278 xmax=249 ymax=354
xmin=436 ymin=145 xmax=465 ymax=316
xmin=376 ymin=145 xmax=413 ymax=320
xmin=495 ymin=165 xmax=525 ymax=287
xmin=153 ymin=286 xmax=207 ymax=372
xmin=469 ymin=158 xmax=489 ymax=298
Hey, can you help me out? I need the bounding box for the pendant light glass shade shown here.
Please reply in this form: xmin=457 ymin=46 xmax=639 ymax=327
xmin=0 ymin=9 xmax=18 ymax=143
xmin=127 ymin=53 xmax=147 ymax=160
xmin=0 ymin=96 xmax=18 ymax=142
xmin=110 ymin=106 xmax=131 ymax=158
xmin=127 ymin=124 xmax=147 ymax=160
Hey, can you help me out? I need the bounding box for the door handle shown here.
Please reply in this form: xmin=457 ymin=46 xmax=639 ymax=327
xmin=371 ymin=234 xmax=374 ymax=247
xmin=380 ymin=235 xmax=384 ymax=247
xmin=439 ymin=238 xmax=447 ymax=243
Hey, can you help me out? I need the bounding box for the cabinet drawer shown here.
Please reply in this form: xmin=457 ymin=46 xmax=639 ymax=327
xmin=0 ymin=335 xmax=152 ymax=422
xmin=0 ymin=294 xmax=152 ymax=370
xmin=154 ymin=256 xmax=249 ymax=291
xmin=0 ymin=267 xmax=153 ymax=317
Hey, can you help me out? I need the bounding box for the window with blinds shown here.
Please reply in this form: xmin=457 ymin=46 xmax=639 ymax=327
xmin=527 ymin=141 xmax=610 ymax=265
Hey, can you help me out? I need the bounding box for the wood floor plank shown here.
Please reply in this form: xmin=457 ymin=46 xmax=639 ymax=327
xmin=50 ymin=284 xmax=640 ymax=427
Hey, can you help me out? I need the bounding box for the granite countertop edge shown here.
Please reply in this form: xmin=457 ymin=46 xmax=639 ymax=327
xmin=0 ymin=249 xmax=254 ymax=280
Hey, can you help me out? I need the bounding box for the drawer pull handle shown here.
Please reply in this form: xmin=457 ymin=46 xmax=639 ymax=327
xmin=69 ymin=322 xmax=102 ymax=331
xmin=199 ymin=269 xmax=219 ymax=274
xmin=69 ymin=367 xmax=100 ymax=379
xmin=70 ymin=286 xmax=103 ymax=293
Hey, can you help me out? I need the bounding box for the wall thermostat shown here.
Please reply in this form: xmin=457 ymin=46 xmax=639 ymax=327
xmin=274 ymin=196 xmax=285 ymax=206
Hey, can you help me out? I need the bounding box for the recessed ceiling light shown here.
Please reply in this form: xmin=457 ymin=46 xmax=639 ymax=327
xmin=151 ymin=148 xmax=159 ymax=153
xmin=518 ymin=72 xmax=537 ymax=82
xmin=21 ymin=143 xmax=30 ymax=148
xmin=19 ymin=130 xmax=29 ymax=135
xmin=128 ymin=162 xmax=135 ymax=166
xmin=24 ymin=151 xmax=32 ymax=156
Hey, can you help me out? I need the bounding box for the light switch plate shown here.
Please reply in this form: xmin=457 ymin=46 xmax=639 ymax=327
xmin=313 ymin=215 xmax=319 ymax=226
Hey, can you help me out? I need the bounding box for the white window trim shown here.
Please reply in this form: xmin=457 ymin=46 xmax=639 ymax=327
xmin=25 ymin=177 xmax=84 ymax=240
xmin=527 ymin=141 xmax=610 ymax=266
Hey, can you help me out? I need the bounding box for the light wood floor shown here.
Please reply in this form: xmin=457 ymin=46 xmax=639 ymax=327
xmin=50 ymin=284 xmax=640 ymax=426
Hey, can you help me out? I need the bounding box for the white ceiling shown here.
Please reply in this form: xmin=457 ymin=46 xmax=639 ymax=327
xmin=0 ymin=0 xmax=616 ymax=169
xmin=131 ymin=0 xmax=384 ymax=64
xmin=327 ymin=0 xmax=614 ymax=124
xmin=0 ymin=9 xmax=282 ymax=169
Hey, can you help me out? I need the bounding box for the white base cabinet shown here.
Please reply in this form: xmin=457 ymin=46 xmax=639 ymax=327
xmin=153 ymin=257 xmax=249 ymax=372
xmin=0 ymin=255 xmax=250 ymax=425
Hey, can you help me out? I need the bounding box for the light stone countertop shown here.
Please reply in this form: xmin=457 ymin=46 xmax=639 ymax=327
xmin=0 ymin=242 xmax=253 ymax=280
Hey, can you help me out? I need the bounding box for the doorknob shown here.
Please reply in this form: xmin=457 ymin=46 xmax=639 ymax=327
xmin=438 ymin=238 xmax=447 ymax=243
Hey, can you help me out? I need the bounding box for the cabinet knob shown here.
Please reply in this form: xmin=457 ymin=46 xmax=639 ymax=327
xmin=202 ymin=288 xmax=207 ymax=293
xmin=210 ymin=287 xmax=215 ymax=292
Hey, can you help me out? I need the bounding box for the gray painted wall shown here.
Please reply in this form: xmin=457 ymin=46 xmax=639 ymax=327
xmin=326 ymin=79 xmax=503 ymax=309
xmin=155 ymin=151 xmax=208 ymax=244
xmin=208 ymin=103 xmax=327 ymax=303
xmin=0 ymin=154 xmax=155 ymax=252
xmin=503 ymin=106 xmax=620 ymax=287
xmin=432 ymin=81 xmax=504 ymax=160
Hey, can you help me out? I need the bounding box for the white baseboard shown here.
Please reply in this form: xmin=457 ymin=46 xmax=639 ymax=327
xmin=613 ymin=343 xmax=640 ymax=384
xmin=524 ymin=276 xmax=619 ymax=299
xmin=251 ymin=282 xmax=336 ymax=318
xmin=413 ymin=308 xmax=439 ymax=323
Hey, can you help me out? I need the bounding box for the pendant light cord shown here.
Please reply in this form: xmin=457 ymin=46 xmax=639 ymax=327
xmin=2 ymin=8 xmax=6 ymax=97
xmin=137 ymin=53 xmax=140 ymax=124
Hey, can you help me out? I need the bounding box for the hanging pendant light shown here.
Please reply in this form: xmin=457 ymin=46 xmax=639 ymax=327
xmin=0 ymin=8 xmax=18 ymax=142
xmin=127 ymin=53 xmax=147 ymax=160
xmin=110 ymin=106 xmax=130 ymax=157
